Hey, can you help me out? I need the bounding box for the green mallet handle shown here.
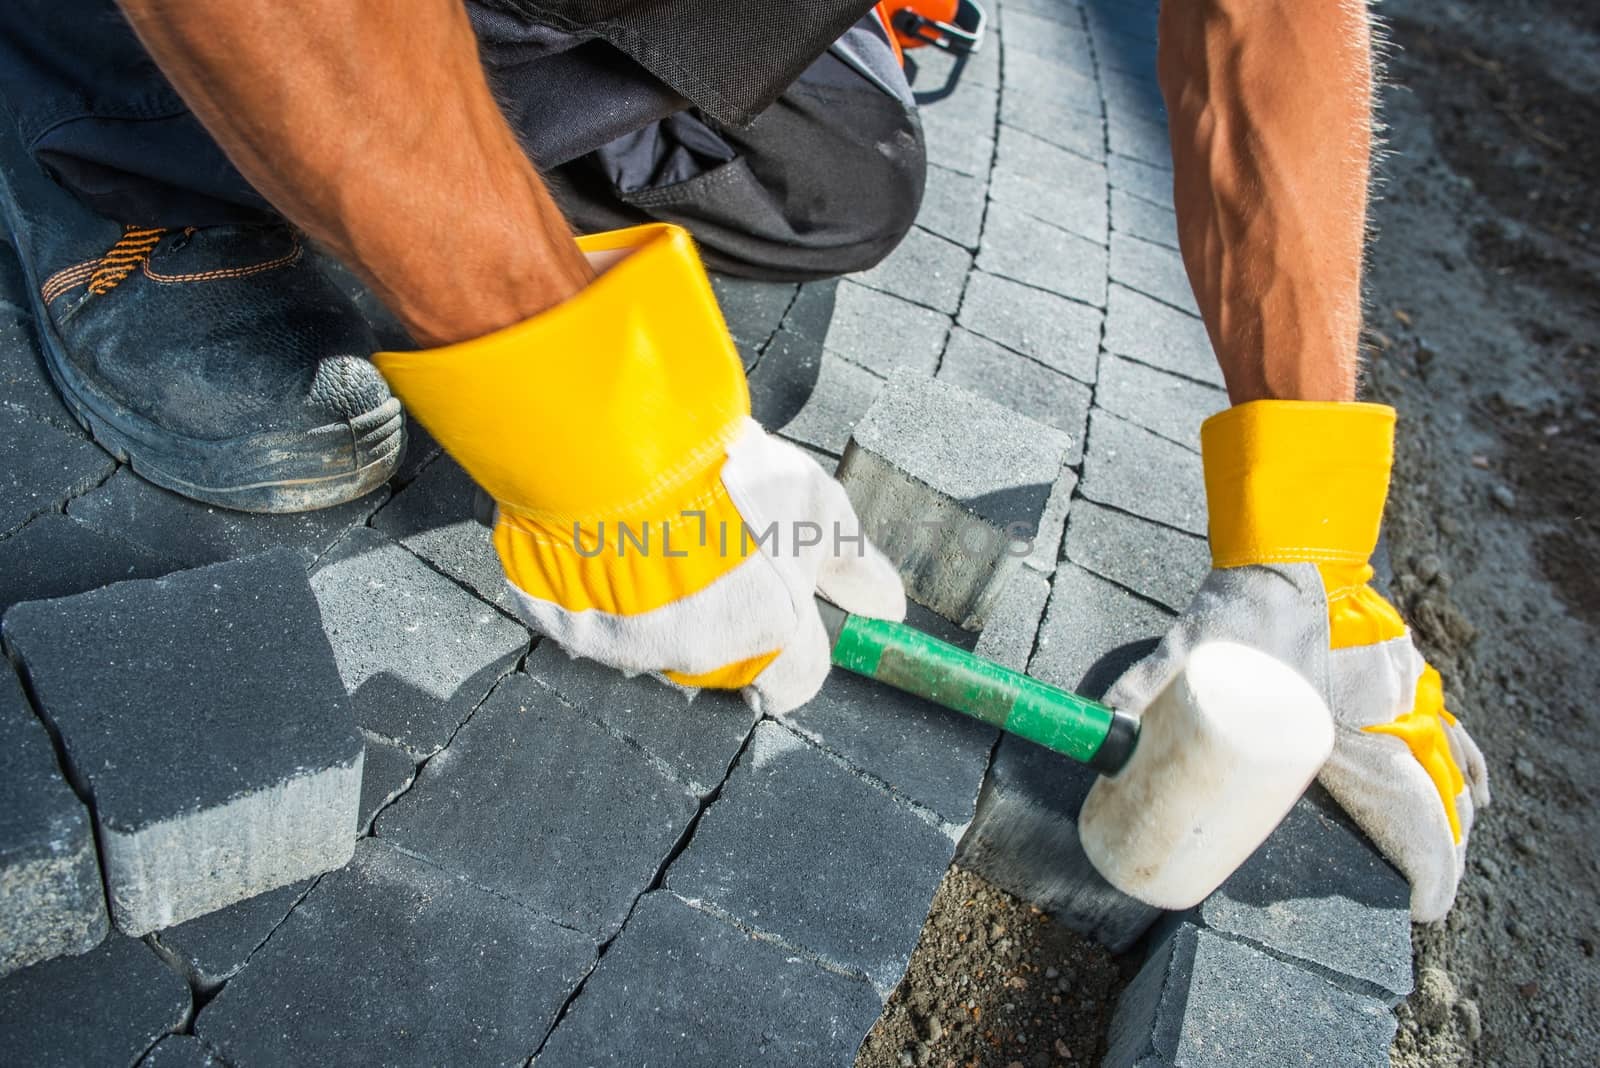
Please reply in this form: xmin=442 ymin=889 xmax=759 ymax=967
xmin=823 ymin=606 xmax=1139 ymax=773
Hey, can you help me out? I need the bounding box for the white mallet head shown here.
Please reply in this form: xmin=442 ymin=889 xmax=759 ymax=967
xmin=1079 ymin=641 xmax=1335 ymax=910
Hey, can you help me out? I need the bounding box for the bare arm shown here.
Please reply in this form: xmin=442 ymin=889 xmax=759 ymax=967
xmin=1158 ymin=0 xmax=1373 ymax=403
xmin=116 ymin=0 xmax=592 ymax=347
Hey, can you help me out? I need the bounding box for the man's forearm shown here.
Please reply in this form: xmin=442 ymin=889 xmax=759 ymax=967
xmin=1158 ymin=0 xmax=1373 ymax=403
xmin=116 ymin=0 xmax=592 ymax=347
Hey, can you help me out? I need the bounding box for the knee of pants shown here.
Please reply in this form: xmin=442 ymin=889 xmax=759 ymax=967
xmin=820 ymin=107 xmax=928 ymax=276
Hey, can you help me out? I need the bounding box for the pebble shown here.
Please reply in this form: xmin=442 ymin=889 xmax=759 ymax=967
xmin=1491 ymin=484 xmax=1517 ymax=510
xmin=1044 ymin=967 xmax=1059 ymax=980
xmin=1514 ymin=833 xmax=1539 ymax=856
xmin=1414 ymin=553 xmax=1443 ymax=583
xmin=1514 ymin=757 xmax=1537 ymax=782
xmin=926 ymin=1017 xmax=944 ymax=1042
xmin=899 ymin=1050 xmax=915 ymax=1067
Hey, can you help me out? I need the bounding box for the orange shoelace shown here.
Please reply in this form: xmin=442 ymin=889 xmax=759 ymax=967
xmin=87 ymin=226 xmax=167 ymax=295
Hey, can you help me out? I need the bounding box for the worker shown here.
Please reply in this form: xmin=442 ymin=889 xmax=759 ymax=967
xmin=0 ymin=0 xmax=1484 ymax=921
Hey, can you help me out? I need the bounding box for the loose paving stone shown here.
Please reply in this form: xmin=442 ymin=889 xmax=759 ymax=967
xmin=0 ymin=934 xmax=190 ymax=1068
xmin=777 ymin=645 xmax=995 ymax=823
xmin=974 ymin=566 xmax=1053 ymax=671
xmin=311 ymin=527 xmax=528 ymax=756
xmin=956 ymin=733 xmax=1162 ymax=953
xmin=0 ymin=664 xmax=106 ymax=977
xmin=369 ymin=452 xmax=513 ymax=613
xmin=197 ymin=839 xmax=594 ymax=1068
xmin=140 ymin=1036 xmax=227 ymax=1068
xmin=1003 ymin=9 xmax=1096 ymax=71
xmin=852 ymin=226 xmax=973 ymax=315
xmin=1027 ymin=465 xmax=1078 ymax=575
xmin=918 ymin=87 xmax=998 ymax=179
xmin=1198 ymin=788 xmax=1414 ymax=1004
xmin=523 ymin=640 xmax=757 ymax=796
xmin=1108 ymin=152 xmax=1174 ymax=208
xmin=1104 ymin=922 xmax=1397 ymax=1068
xmin=0 ymin=313 xmax=78 ymax=430
xmin=538 ymin=892 xmax=883 ymax=1067
xmin=1111 ymin=187 xmax=1180 ymax=249
xmin=3 ymin=550 xmax=364 ymax=935
xmin=0 ymin=513 xmax=177 ymax=617
xmin=1110 ymin=231 xmax=1199 ymax=319
xmin=822 ymin=280 xmax=950 ymax=377
xmin=68 ymin=466 xmax=387 ymax=572
xmin=1095 ymin=352 xmax=1228 ymax=449
xmin=378 ymin=673 xmax=696 ymax=938
xmin=710 ymin=274 xmax=798 ymax=368
xmin=1079 ymin=408 xmax=1207 ymax=536
xmin=957 ymin=270 xmax=1101 ymax=383
xmin=978 ymin=204 xmax=1108 ymax=308
xmin=918 ymin=163 xmax=988 ymax=249
xmin=938 ymin=327 xmax=1091 ymax=461
xmin=0 ymin=406 xmax=114 ymax=536
xmin=1028 ymin=562 xmax=1175 ymax=696
xmin=1109 ymin=115 xmax=1172 ymax=170
xmin=1064 ymin=499 xmax=1208 ymax=613
xmin=991 ymin=126 xmax=1108 ymax=245
xmin=839 ymin=371 xmax=1072 ymax=628
xmin=148 ymin=879 xmax=311 ymax=992
xmin=1103 ymin=283 xmax=1224 ymax=387
xmin=1000 ymin=88 xmax=1106 ymax=162
xmin=666 ymin=721 xmax=955 ymax=994
xmin=357 ymin=737 xmax=417 ymax=832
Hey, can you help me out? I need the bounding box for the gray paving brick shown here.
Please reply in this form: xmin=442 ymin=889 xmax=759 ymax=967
xmin=1083 ymin=0 xmax=1159 ymax=44
xmin=390 ymin=417 xmax=443 ymax=489
xmin=1000 ymin=90 xmax=1105 ymax=162
xmin=0 ymin=315 xmax=77 ymax=430
xmin=140 ymin=1036 xmax=226 ymax=1068
xmin=1080 ymin=408 xmax=1207 ymax=536
xmin=1109 ymin=116 xmax=1172 ymax=170
xmin=666 ymin=722 xmax=954 ymax=993
xmin=1103 ymin=283 xmax=1224 ymax=387
xmin=1027 ymin=465 xmax=1078 ymax=574
xmin=0 ymin=406 xmax=113 ymax=536
xmin=0 ymin=513 xmax=177 ymax=617
xmin=957 ymin=270 xmax=1101 ymax=383
xmin=978 ymin=204 xmax=1108 ymax=307
xmin=1199 ymin=788 xmax=1413 ymax=1005
xmin=378 ymin=673 xmax=696 ymax=938
xmin=0 ymin=934 xmax=189 ymax=1068
xmin=1104 ymin=922 xmax=1396 ymax=1068
xmin=918 ymin=163 xmax=987 ymax=248
xmin=822 ymin=280 xmax=950 ymax=377
xmin=1064 ymin=499 xmax=1208 ymax=613
xmin=357 ymin=737 xmax=416 ymax=832
xmin=1001 ymin=49 xmax=1103 ymax=123
xmin=991 ymin=126 xmax=1108 ymax=244
xmin=938 ymin=328 xmax=1090 ymax=463
xmin=1108 ymin=152 xmax=1174 ymax=208
xmin=3 ymin=550 xmax=363 ymax=935
xmin=0 ymin=665 xmax=106 ymax=977
xmin=148 ymin=879 xmax=311 ymax=992
xmin=974 ymin=566 xmax=1053 ymax=671
xmin=956 ymin=732 xmax=1161 ymax=953
xmin=311 ymin=527 xmax=527 ymax=756
xmin=1111 ymin=187 xmax=1179 ymax=250
xmin=919 ymin=87 xmax=997 ymax=178
xmin=1099 ymin=66 xmax=1167 ymax=129
xmin=523 ymin=640 xmax=757 ymax=797
xmin=1091 ymin=24 xmax=1160 ymax=81
xmin=539 ymin=891 xmax=882 ymax=1067
xmin=777 ymin=625 xmax=995 ymax=822
xmin=839 ymin=371 xmax=1072 ymax=627
xmin=1003 ymin=9 xmax=1095 ymax=70
xmin=761 ymin=338 xmax=886 ymax=457
xmin=853 ymin=226 xmax=972 ymax=315
xmin=1028 ymin=562 xmax=1174 ymax=696
xmin=369 ymin=453 xmax=513 ymax=613
xmin=1101 ymin=243 xmax=1186 ymax=331
xmin=710 ymin=274 xmax=798 ymax=368
xmin=68 ymin=466 xmax=387 ymax=572
xmin=197 ymin=838 xmax=594 ymax=1067
xmin=1095 ymin=352 xmax=1228 ymax=450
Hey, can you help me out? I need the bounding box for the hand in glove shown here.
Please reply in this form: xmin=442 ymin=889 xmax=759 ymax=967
xmin=375 ymin=224 xmax=905 ymax=714
xmin=1105 ymin=402 xmax=1489 ymax=921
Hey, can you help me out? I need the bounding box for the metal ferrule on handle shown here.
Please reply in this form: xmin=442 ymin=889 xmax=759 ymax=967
xmin=824 ymin=608 xmax=1138 ymax=772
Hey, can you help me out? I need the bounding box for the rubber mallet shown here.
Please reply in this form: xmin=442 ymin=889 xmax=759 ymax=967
xmin=816 ymin=599 xmax=1335 ymax=909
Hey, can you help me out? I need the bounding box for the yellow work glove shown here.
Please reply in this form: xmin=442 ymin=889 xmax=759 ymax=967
xmin=1105 ymin=402 xmax=1490 ymax=921
xmin=374 ymin=224 xmax=905 ymax=713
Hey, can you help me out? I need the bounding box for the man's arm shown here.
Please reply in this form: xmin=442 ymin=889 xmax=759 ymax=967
xmin=1158 ymin=0 xmax=1373 ymax=403
xmin=116 ymin=0 xmax=592 ymax=347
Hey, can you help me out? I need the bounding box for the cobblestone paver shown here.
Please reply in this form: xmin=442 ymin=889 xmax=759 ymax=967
xmin=0 ymin=1 xmax=1408 ymax=1063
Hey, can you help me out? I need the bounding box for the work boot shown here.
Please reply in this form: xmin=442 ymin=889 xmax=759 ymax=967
xmin=0 ymin=107 xmax=402 ymax=513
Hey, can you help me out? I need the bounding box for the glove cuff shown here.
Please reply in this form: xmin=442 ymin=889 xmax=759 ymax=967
xmin=1201 ymin=400 xmax=1395 ymax=569
xmin=373 ymin=223 xmax=750 ymax=526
